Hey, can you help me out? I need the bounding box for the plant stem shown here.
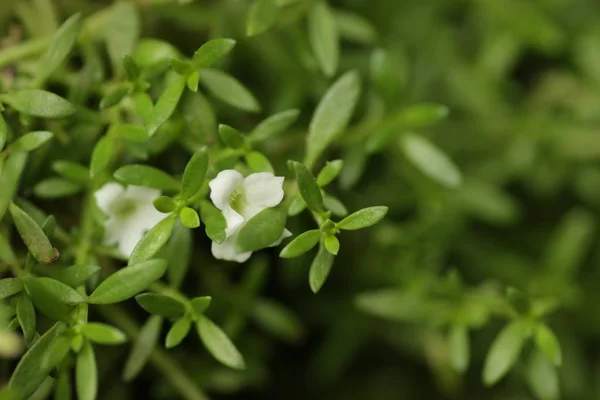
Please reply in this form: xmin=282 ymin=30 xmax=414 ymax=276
xmin=0 ymin=37 xmax=50 ymax=69
xmin=98 ymin=304 xmax=210 ymax=400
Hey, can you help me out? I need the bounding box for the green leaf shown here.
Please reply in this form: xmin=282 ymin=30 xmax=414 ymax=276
xmin=200 ymin=201 xmax=227 ymax=243
xmin=123 ymin=315 xmax=162 ymax=381
xmin=17 ymin=294 xmax=36 ymax=342
xmin=190 ymin=296 xmax=212 ymax=315
xmin=33 ymin=13 xmax=82 ymax=85
xmin=1 ymin=90 xmax=75 ymax=118
xmin=308 ymin=0 xmax=339 ymax=77
xmin=192 ymin=38 xmax=236 ymax=69
xmin=306 ymin=70 xmax=361 ymax=167
xmin=293 ymin=162 xmax=325 ymax=212
xmin=88 ymin=259 xmax=168 ymax=304
xmin=251 ymin=299 xmax=305 ymax=344
xmin=23 ymin=276 xmax=82 ymax=321
xmin=196 ymin=315 xmax=245 ymax=370
xmin=0 ymin=153 xmax=27 ymax=221
xmin=322 ymin=193 xmax=348 ymax=217
xmin=0 ymin=113 xmax=7 ymax=151
xmin=123 ymin=55 xmax=140 ymax=81
xmin=179 ymin=207 xmax=200 ymax=228
xmin=153 ymin=196 xmax=176 ymax=213
xmin=180 ymin=148 xmax=208 ymax=200
xmin=237 ymin=207 xmax=287 ymax=252
xmin=534 ymin=324 xmax=562 ymax=366
xmin=76 ymin=340 xmax=97 ymax=400
xmin=182 ymin=91 xmax=216 ymax=142
xmin=114 ymin=164 xmax=180 ymax=191
xmin=147 ymin=76 xmax=186 ymax=137
xmin=89 ymin=136 xmax=115 ymax=178
xmin=170 ymin=58 xmax=193 ymax=76
xmin=34 ymin=178 xmax=82 ymax=199
xmin=9 ymin=131 xmax=53 ymax=153
xmin=247 ymin=0 xmax=278 ymax=37
xmin=400 ymin=133 xmax=462 ymax=188
xmin=54 ymin=264 xmax=101 ymax=288
xmin=9 ymin=202 xmax=58 ymax=263
xmin=334 ymin=9 xmax=377 ymax=45
xmin=41 ymin=336 xmax=71 ymax=369
xmin=103 ymin=2 xmax=140 ymax=75
xmin=165 ymin=317 xmax=192 ymax=349
xmin=99 ymin=85 xmax=129 ymax=109
xmin=164 ymin=221 xmax=192 ymax=288
xmin=248 ymin=109 xmax=300 ymax=143
xmin=199 ymin=68 xmax=260 ymax=113
xmin=135 ymin=293 xmax=186 ymax=318
xmin=218 ymin=124 xmax=245 ymax=149
xmin=395 ymin=103 xmax=449 ymax=128
xmin=279 ymin=229 xmax=321 ymax=258
xmin=245 ymin=151 xmax=274 ymax=173
xmin=52 ymin=161 xmax=89 ymax=185
xmin=187 ymin=71 xmax=200 ymax=92
xmin=323 ymin=235 xmax=339 ymax=255
xmin=336 ymin=206 xmax=388 ymax=230
xmin=482 ymin=320 xmax=529 ymax=386
xmin=316 ymin=159 xmax=344 ymax=187
xmin=133 ymin=93 xmax=154 ymax=124
xmin=81 ymin=323 xmax=127 ymax=345
xmin=308 ymin=241 xmax=335 ymax=293
xmin=9 ymin=323 xmax=62 ymax=399
xmin=129 ymin=215 xmax=176 ymax=265
xmin=526 ymin=350 xmax=559 ymax=400
xmin=449 ymin=324 xmax=469 ymax=373
xmin=0 ymin=278 xmax=22 ymax=299
xmin=288 ymin=195 xmax=307 ymax=216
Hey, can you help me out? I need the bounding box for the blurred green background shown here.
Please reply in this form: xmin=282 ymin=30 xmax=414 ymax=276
xmin=4 ymin=0 xmax=600 ymax=399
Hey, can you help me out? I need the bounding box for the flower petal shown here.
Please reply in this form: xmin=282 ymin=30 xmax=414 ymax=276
xmin=222 ymin=206 xmax=244 ymax=237
xmin=124 ymin=185 xmax=162 ymax=202
xmin=211 ymin=233 xmax=252 ymax=263
xmin=241 ymin=173 xmax=284 ymax=210
xmin=94 ymin=183 xmax=125 ymax=215
xmin=209 ymin=170 xmax=244 ymax=210
xmin=103 ymin=218 xmax=124 ymax=246
xmin=269 ymin=228 xmax=292 ymax=247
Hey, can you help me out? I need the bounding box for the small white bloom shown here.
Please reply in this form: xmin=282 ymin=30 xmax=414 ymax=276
xmin=209 ymin=170 xmax=291 ymax=262
xmin=94 ymin=183 xmax=168 ymax=258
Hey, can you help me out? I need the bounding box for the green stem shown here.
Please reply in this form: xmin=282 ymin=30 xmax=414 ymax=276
xmin=0 ymin=37 xmax=50 ymax=69
xmin=98 ymin=305 xmax=210 ymax=400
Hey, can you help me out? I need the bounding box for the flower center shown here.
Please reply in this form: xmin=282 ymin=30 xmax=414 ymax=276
xmin=228 ymin=186 xmax=246 ymax=213
xmin=112 ymin=198 xmax=138 ymax=219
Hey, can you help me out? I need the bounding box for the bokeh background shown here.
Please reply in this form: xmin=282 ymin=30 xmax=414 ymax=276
xmin=3 ymin=0 xmax=600 ymax=399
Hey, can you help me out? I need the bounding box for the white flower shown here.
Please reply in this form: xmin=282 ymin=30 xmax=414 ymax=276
xmin=209 ymin=170 xmax=291 ymax=262
xmin=94 ymin=183 xmax=168 ymax=258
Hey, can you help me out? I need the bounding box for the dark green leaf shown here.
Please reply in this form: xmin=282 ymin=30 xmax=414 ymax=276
xmin=26 ymin=277 xmax=85 ymax=304
xmin=0 ymin=278 xmax=22 ymax=299
xmin=482 ymin=320 xmax=529 ymax=386
xmin=113 ymin=124 xmax=148 ymax=143
xmin=200 ymin=201 xmax=227 ymax=243
xmin=17 ymin=294 xmax=36 ymax=342
xmin=9 ymin=202 xmax=58 ymax=263
xmin=123 ymin=315 xmax=162 ymax=381
xmin=54 ymin=265 xmax=101 ymax=288
xmin=245 ymin=151 xmax=274 ymax=173
xmin=192 ymin=38 xmax=236 ymax=69
xmin=76 ymin=340 xmax=97 ymax=400
xmin=41 ymin=336 xmax=71 ymax=369
xmin=190 ymin=296 xmax=211 ymax=315
xmin=164 ymin=221 xmax=192 ymax=288
xmin=308 ymin=242 xmax=335 ymax=293
xmin=248 ymin=109 xmax=300 ymax=143
xmin=34 ymin=13 xmax=82 ymax=84
xmin=8 ymin=323 xmax=62 ymax=399
xmin=279 ymin=229 xmax=321 ymax=258
xmin=237 ymin=207 xmax=287 ymax=252
xmin=293 ymin=162 xmax=325 ymax=212
xmin=135 ymin=293 xmax=185 ymax=318
xmin=0 ymin=113 xmax=7 ymax=151
xmin=316 ymin=160 xmax=344 ymax=187
xmin=308 ymin=1 xmax=339 ymax=77
xmin=114 ymin=164 xmax=180 ymax=191
xmin=196 ymin=315 xmax=245 ymax=370
xmin=88 ymin=259 xmax=168 ymax=304
xmin=322 ymin=193 xmax=347 ymax=217
xmin=199 ymin=68 xmax=260 ymax=113
xmin=0 ymin=152 xmax=27 ymax=221
xmin=123 ymin=55 xmax=140 ymax=81
xmin=153 ymin=196 xmax=176 ymax=213
xmin=247 ymin=0 xmax=278 ymax=37
xmin=52 ymin=161 xmax=89 ymax=185
xmin=99 ymin=85 xmax=129 ymax=109
xmin=129 ymin=215 xmax=176 ymax=265
xmin=170 ymin=58 xmax=193 ymax=75
xmin=81 ymin=323 xmax=127 ymax=345
xmin=180 ymin=148 xmax=208 ymax=200
xmin=1 ymin=90 xmax=75 ymax=118
xmin=147 ymin=76 xmax=186 ymax=136
xmin=306 ymin=70 xmax=361 ymax=167
xmin=336 ymin=206 xmax=388 ymax=230
xmin=288 ymin=195 xmax=307 ymax=216
xmin=400 ymin=133 xmax=462 ymax=188
xmin=89 ymin=136 xmax=115 ymax=178
xmin=165 ymin=317 xmax=191 ymax=349
xmin=9 ymin=131 xmax=53 ymax=153
xmin=23 ymin=276 xmax=80 ymax=321
xmin=252 ymin=299 xmax=305 ymax=344
xmin=218 ymin=124 xmax=245 ymax=149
